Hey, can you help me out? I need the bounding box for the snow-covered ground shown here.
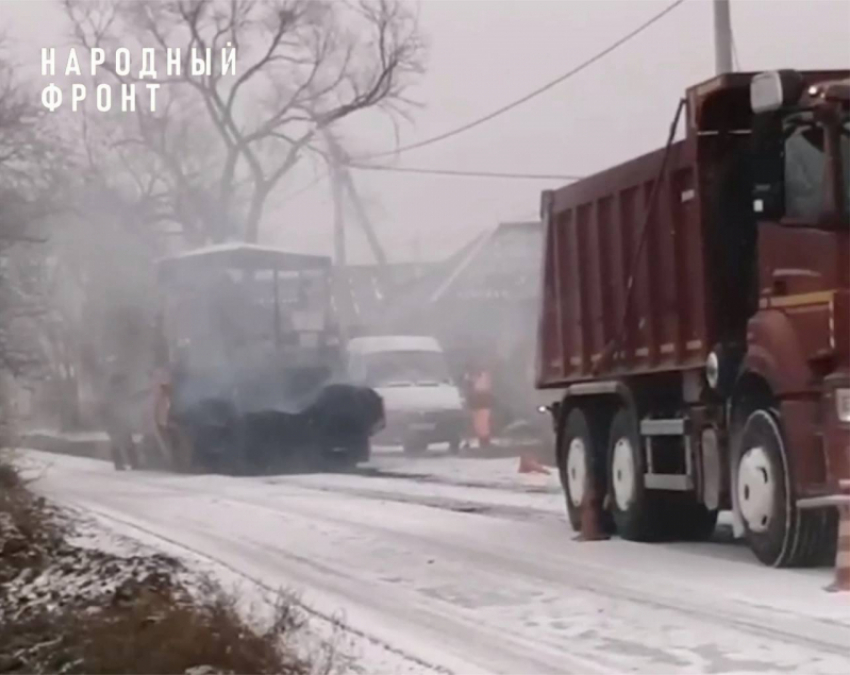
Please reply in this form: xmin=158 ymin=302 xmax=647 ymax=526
xmin=18 ymin=448 xmax=850 ymax=675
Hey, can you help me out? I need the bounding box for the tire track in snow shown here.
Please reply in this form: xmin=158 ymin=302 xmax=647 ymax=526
xmin=71 ymin=465 xmax=849 ymax=667
xmin=271 ymin=480 xmax=565 ymax=525
xmin=354 ymin=464 xmax=561 ymax=494
xmin=46 ymin=457 xmax=850 ymax=659
xmin=202 ymin=489 xmax=850 ymax=662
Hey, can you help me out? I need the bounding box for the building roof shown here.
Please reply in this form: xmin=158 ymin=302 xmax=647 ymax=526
xmin=347 ymin=335 xmax=442 ymax=354
xmin=429 ymin=221 xmax=542 ymax=305
xmin=375 ymin=221 xmax=542 ymax=333
xmin=157 ymin=242 xmax=331 ymax=274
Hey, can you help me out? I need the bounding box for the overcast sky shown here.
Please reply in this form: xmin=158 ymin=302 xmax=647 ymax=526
xmin=3 ymin=0 xmax=849 ymax=264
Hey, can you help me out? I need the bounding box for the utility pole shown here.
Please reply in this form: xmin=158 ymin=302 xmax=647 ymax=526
xmin=713 ymin=0 xmax=734 ymax=75
xmin=329 ymin=152 xmax=347 ymax=270
xmin=339 ymin=170 xmax=388 ymax=269
xmin=325 ymin=133 xmax=354 ymax=339
xmin=322 ymin=132 xmax=388 ymax=269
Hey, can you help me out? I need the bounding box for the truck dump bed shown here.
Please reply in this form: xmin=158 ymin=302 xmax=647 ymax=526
xmin=536 ymin=70 xmax=847 ymax=389
xmin=536 ymin=136 xmax=710 ymax=387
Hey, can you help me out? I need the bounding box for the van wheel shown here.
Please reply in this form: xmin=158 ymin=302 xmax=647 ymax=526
xmin=608 ymin=408 xmax=661 ymax=541
xmin=736 ymin=408 xmax=833 ymax=567
xmin=558 ymin=408 xmax=606 ymax=532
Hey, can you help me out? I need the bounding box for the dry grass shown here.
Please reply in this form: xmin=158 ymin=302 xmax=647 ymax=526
xmin=1 ymin=584 xmax=309 ymax=674
xmin=0 ymin=455 xmax=62 ymax=588
xmin=71 ymin=581 xmax=306 ymax=675
xmin=0 ymin=458 xmax=20 ymax=489
xmin=0 ymin=454 xmax=314 ymax=675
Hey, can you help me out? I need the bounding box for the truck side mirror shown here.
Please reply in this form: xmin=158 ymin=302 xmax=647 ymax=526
xmin=751 ymin=114 xmax=786 ymax=220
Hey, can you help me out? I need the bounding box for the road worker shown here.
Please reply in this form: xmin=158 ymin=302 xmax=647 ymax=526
xmin=467 ymin=362 xmax=493 ymax=449
xmin=102 ymin=367 xmax=140 ymax=471
xmin=100 ymin=305 xmax=150 ymax=472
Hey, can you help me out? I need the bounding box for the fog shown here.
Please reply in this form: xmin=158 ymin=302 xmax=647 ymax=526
xmin=3 ymin=7 xmax=849 ymax=667
xmin=3 ymin=0 xmax=849 ymax=263
xmin=0 ymin=0 xmax=848 ymax=449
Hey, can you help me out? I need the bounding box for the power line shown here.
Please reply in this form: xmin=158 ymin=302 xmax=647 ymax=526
xmin=348 ymin=164 xmax=583 ymax=180
xmin=278 ymin=163 xmax=581 ymax=206
xmin=354 ymin=0 xmax=687 ymax=162
xmin=279 ymin=0 xmax=687 ymax=204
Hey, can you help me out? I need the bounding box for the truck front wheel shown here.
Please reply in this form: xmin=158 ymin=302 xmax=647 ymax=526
xmin=607 ymin=408 xmax=662 ymax=541
xmin=736 ymin=408 xmax=833 ymax=567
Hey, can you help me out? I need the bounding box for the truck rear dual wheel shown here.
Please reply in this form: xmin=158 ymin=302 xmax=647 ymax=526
xmin=607 ymin=409 xmax=665 ymax=542
xmin=558 ymin=408 xmax=607 ymax=532
xmin=736 ymin=408 xmax=835 ymax=567
xmin=607 ymin=408 xmax=720 ymax=542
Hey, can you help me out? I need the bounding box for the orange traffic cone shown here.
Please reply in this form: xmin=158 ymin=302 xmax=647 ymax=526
xmin=518 ymin=454 xmax=551 ymax=475
xmin=574 ymin=482 xmax=610 ymax=542
xmin=826 ymin=486 xmax=850 ymax=593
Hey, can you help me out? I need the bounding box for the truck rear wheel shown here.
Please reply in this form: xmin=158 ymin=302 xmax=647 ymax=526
xmin=607 ymin=408 xmax=662 ymax=541
xmin=559 ymin=408 xmax=605 ymax=532
xmin=736 ymin=408 xmax=834 ymax=567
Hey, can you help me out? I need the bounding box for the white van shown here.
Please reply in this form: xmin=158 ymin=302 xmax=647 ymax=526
xmin=346 ymin=336 xmax=465 ymax=454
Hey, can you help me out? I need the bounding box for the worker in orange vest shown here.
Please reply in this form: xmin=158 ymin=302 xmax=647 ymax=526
xmin=468 ymin=364 xmax=493 ymax=449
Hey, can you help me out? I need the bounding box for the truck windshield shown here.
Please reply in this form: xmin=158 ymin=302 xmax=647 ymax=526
xmin=784 ymin=117 xmax=825 ymax=220
xmin=363 ymin=350 xmax=451 ymax=387
xmin=784 ymin=115 xmax=850 ymax=222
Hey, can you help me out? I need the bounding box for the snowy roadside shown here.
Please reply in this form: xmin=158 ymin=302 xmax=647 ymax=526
xmin=28 ymin=450 xmax=850 ymax=674
xmin=67 ymin=507 xmax=451 ymax=675
xmin=0 ymin=455 xmax=317 ymax=675
xmin=7 ymin=451 xmax=448 ymax=675
xmin=20 ymin=449 xmax=850 ymax=674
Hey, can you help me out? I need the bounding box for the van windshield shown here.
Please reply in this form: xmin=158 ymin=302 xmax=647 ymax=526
xmin=363 ymin=350 xmax=452 ymax=387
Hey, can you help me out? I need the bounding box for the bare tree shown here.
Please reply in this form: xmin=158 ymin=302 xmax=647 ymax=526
xmin=0 ymin=48 xmax=63 ymax=430
xmin=0 ymin=50 xmax=65 ymax=240
xmin=0 ymin=48 xmax=50 ymax=367
xmin=2 ymin=41 xmax=158 ymax=426
xmin=65 ymin=0 xmax=425 ymax=243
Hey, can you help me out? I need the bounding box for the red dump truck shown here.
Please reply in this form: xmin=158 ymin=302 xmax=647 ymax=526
xmin=537 ymin=70 xmax=849 ymax=567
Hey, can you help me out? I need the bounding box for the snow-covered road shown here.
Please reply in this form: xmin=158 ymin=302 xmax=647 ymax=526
xmin=21 ymin=449 xmax=850 ymax=675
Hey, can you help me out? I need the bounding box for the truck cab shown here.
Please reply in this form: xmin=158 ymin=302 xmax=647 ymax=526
xmin=729 ymin=71 xmax=849 ymax=562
